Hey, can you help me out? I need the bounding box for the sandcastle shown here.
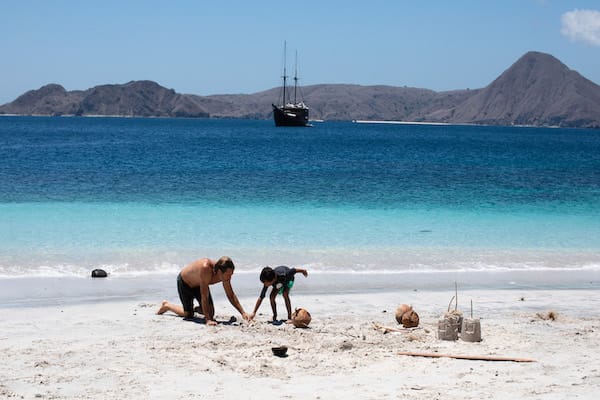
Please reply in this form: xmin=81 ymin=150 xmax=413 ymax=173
xmin=460 ymin=300 xmax=482 ymax=342
xmin=438 ymin=284 xmax=481 ymax=342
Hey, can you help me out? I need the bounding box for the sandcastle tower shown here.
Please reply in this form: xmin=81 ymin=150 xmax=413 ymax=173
xmin=438 ymin=313 xmax=460 ymax=341
xmin=460 ymin=300 xmax=482 ymax=342
xmin=438 ymin=283 xmax=463 ymax=341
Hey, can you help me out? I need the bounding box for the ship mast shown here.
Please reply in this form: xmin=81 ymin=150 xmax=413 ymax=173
xmin=293 ymin=50 xmax=298 ymax=104
xmin=282 ymin=41 xmax=288 ymax=106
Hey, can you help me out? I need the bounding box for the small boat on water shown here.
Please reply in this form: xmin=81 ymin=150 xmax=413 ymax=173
xmin=272 ymin=43 xmax=310 ymax=127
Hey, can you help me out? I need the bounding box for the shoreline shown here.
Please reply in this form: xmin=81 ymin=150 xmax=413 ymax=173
xmin=1 ymin=269 xmax=599 ymax=310
xmin=0 ymin=114 xmax=583 ymax=130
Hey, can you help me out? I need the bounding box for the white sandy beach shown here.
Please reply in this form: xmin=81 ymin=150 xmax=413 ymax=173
xmin=1 ymin=283 xmax=599 ymax=399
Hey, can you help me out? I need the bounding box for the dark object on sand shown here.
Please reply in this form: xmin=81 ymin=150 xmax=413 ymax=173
xmin=272 ymin=346 xmax=288 ymax=357
xmin=91 ymin=269 xmax=108 ymax=278
xmin=536 ymin=311 xmax=558 ymax=321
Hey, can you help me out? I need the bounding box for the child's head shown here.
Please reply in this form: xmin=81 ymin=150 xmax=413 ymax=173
xmin=260 ymin=266 xmax=275 ymax=284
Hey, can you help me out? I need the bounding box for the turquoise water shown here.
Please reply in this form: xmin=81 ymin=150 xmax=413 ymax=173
xmin=1 ymin=117 xmax=599 ymax=281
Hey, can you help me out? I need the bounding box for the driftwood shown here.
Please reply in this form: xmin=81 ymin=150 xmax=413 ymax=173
xmin=397 ymin=351 xmax=535 ymax=363
xmin=373 ymin=323 xmax=421 ymax=334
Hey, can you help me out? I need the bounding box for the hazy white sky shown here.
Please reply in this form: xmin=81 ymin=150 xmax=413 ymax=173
xmin=1 ymin=0 xmax=599 ymax=104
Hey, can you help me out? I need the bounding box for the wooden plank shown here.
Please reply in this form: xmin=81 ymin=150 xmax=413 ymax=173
xmin=397 ymin=351 xmax=535 ymax=363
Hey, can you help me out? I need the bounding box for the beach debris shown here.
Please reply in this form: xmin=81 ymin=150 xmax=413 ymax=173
xmin=536 ymin=311 xmax=558 ymax=321
xmin=395 ymin=304 xmax=412 ymax=323
xmin=397 ymin=351 xmax=535 ymax=363
xmin=373 ymin=323 xmax=421 ymax=334
xmin=394 ymin=304 xmax=420 ymax=328
xmin=34 ymin=360 xmax=50 ymax=368
xmin=91 ymin=268 xmax=107 ymax=278
xmin=339 ymin=341 xmax=353 ymax=351
xmin=271 ymin=346 xmax=288 ymax=357
xmin=291 ymin=308 xmax=311 ymax=328
xmin=401 ymin=310 xmax=420 ymax=328
xmin=461 ymin=300 xmax=482 ymax=342
xmin=374 ymin=323 xmax=401 ymax=334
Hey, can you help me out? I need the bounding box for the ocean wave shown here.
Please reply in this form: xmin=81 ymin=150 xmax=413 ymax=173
xmin=1 ymin=260 xmax=600 ymax=279
xmin=0 ymin=262 xmax=181 ymax=279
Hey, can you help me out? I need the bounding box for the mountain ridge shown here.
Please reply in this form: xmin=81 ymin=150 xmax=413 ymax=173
xmin=2 ymin=51 xmax=599 ymax=128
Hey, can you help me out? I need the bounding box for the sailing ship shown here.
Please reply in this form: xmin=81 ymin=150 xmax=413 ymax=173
xmin=272 ymin=43 xmax=309 ymax=127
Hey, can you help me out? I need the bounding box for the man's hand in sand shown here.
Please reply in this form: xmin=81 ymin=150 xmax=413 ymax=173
xmin=206 ymin=319 xmax=218 ymax=326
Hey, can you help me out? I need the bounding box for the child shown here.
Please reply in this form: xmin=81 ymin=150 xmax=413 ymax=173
xmin=249 ymin=265 xmax=308 ymax=322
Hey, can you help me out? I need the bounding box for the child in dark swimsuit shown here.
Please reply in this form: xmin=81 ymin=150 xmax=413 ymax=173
xmin=249 ymin=265 xmax=308 ymax=322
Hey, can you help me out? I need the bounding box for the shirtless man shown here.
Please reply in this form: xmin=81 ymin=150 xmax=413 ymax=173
xmin=157 ymin=256 xmax=249 ymax=326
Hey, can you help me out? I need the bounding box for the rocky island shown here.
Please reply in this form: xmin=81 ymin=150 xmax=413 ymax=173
xmin=1 ymin=51 xmax=599 ymax=128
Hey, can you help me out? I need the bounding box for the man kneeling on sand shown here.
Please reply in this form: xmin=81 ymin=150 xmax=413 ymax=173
xmin=157 ymin=256 xmax=250 ymax=325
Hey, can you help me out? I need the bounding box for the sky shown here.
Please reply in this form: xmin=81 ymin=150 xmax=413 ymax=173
xmin=1 ymin=0 xmax=600 ymax=104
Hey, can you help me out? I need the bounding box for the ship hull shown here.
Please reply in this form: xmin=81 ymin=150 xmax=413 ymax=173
xmin=272 ymin=104 xmax=309 ymax=127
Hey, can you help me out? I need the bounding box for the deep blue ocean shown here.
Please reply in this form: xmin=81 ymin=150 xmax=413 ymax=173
xmin=1 ymin=116 xmax=600 ymax=284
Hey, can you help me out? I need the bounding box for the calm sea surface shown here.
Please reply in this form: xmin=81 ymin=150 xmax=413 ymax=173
xmin=1 ymin=116 xmax=599 ymax=282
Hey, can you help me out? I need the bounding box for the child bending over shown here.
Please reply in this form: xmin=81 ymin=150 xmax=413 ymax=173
xmin=250 ymin=265 xmax=308 ymax=322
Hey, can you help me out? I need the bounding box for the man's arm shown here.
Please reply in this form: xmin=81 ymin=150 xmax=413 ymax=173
xmin=294 ymin=268 xmax=308 ymax=277
xmin=222 ymin=280 xmax=250 ymax=321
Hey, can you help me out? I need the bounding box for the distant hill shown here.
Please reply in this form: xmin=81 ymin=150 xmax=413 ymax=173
xmin=0 ymin=80 xmax=209 ymax=118
xmin=427 ymin=51 xmax=600 ymax=128
xmin=1 ymin=51 xmax=599 ymax=128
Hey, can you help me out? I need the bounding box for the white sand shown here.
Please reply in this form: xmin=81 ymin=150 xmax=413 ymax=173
xmin=1 ymin=288 xmax=599 ymax=399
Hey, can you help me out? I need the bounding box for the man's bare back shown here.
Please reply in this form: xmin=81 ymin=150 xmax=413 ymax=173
xmin=180 ymin=258 xmax=223 ymax=287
